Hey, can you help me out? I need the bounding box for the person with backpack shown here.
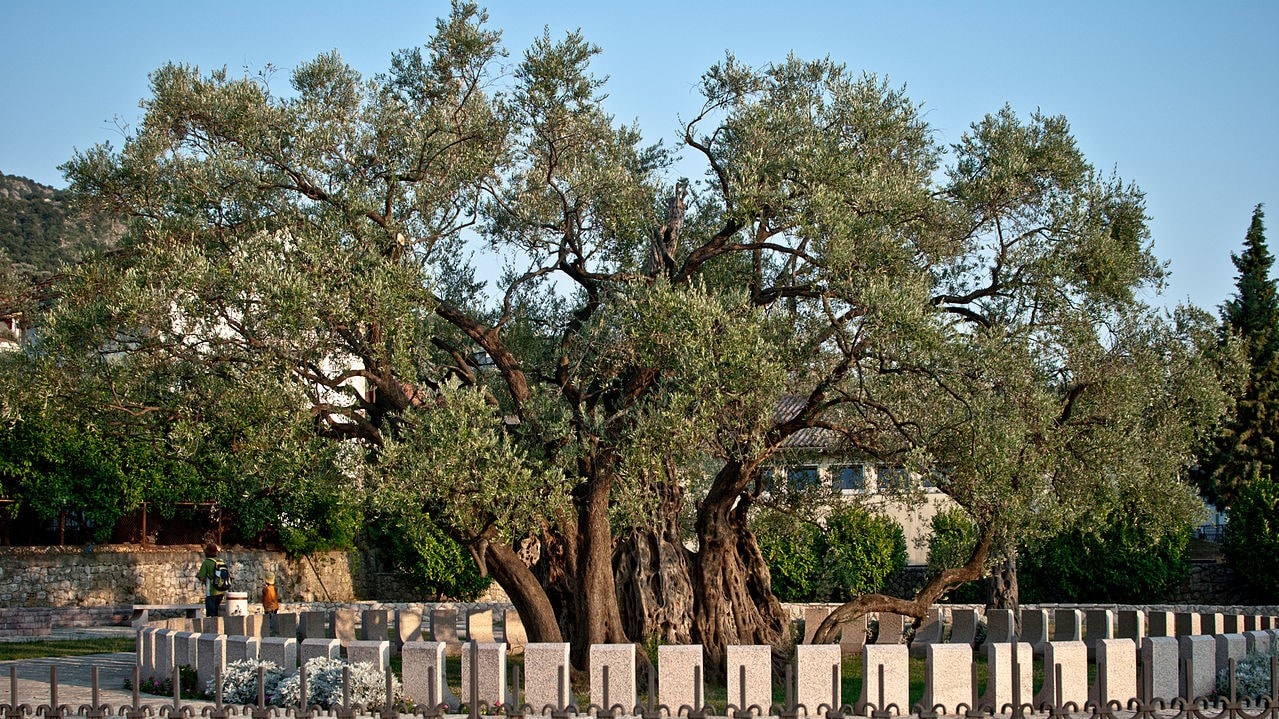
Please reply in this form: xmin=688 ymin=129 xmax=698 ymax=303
xmin=195 ymin=543 xmax=229 ymax=618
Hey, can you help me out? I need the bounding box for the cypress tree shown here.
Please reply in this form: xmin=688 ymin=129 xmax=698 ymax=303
xmin=1199 ymin=205 xmax=1279 ymax=509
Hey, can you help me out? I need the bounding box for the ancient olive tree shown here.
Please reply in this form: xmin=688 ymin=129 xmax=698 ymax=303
xmin=41 ymin=2 xmax=1229 ymax=666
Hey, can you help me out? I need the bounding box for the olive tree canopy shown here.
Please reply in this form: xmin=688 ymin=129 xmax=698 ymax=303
xmin=30 ymin=2 xmax=1229 ymax=665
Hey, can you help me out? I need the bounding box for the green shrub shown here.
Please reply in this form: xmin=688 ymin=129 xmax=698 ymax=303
xmin=362 ymin=511 xmax=491 ymax=601
xmin=1223 ymin=478 xmax=1279 ymax=597
xmin=1216 ymin=647 xmax=1279 ymax=699
xmin=209 ymin=659 xmax=288 ymax=704
xmin=925 ymin=508 xmax=985 ymax=603
xmin=273 ymin=658 xmax=401 ymax=709
xmin=0 ymin=413 xmax=161 ymax=543
xmin=756 ymin=503 xmax=906 ymax=601
xmin=132 ymin=664 xmax=200 ymax=698
xmin=755 ymin=508 xmax=822 ymax=602
xmin=1021 ymin=506 xmax=1191 ymax=603
xmin=814 ymin=505 xmax=908 ymax=601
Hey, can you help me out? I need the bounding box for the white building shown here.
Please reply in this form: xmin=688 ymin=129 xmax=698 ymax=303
xmin=770 ymin=398 xmax=957 ymax=566
xmin=773 ymin=459 xmax=956 ymax=566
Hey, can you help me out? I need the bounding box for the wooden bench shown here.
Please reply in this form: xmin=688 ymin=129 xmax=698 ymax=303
xmin=130 ymin=604 xmax=203 ymax=627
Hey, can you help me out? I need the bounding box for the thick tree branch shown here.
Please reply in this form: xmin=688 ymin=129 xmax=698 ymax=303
xmin=811 ymin=524 xmax=995 ymax=643
xmin=433 ymin=298 xmax=532 ymax=415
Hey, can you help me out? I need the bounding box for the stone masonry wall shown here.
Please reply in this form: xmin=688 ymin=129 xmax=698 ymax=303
xmin=0 ymin=546 xmax=1255 ymax=622
xmin=0 ymin=605 xmax=131 ymax=634
xmin=1164 ymin=559 xmax=1253 ymax=605
xmin=0 ymin=545 xmax=357 ymax=608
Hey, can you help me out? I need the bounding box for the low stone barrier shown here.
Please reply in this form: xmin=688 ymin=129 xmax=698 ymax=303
xmin=128 ymin=629 xmax=1279 ymax=716
xmin=132 ymin=601 xmax=1279 ymax=719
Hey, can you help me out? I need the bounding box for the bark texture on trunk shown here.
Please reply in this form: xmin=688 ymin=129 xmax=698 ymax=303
xmin=570 ymin=473 xmax=628 ymax=667
xmin=691 ymin=474 xmax=791 ymax=671
xmin=614 ymin=480 xmax=694 ymax=645
xmin=484 ymin=541 xmax=563 ymax=643
xmin=987 ymin=549 xmax=1019 ymax=615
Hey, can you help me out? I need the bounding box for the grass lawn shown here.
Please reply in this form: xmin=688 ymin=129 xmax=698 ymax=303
xmin=0 ymin=637 xmax=136 ymax=662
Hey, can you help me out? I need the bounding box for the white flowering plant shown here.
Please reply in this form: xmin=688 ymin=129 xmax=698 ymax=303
xmin=1216 ymin=648 xmax=1279 ymax=700
xmin=209 ymin=659 xmax=288 ymax=705
xmin=272 ymin=657 xmax=402 ymax=710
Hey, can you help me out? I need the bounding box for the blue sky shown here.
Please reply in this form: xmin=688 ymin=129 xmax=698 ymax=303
xmin=1 ymin=1 xmax=1275 ymax=313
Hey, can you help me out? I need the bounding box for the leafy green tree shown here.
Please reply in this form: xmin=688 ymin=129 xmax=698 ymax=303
xmin=1197 ymin=205 xmax=1279 ymax=509
xmin=1 ymin=287 xmax=362 ymax=554
xmin=0 ymin=412 xmax=148 ymax=543
xmin=362 ymin=510 xmax=492 ymax=601
xmin=29 ymin=2 xmax=1230 ymax=666
xmin=1222 ymin=475 xmax=1279 ymax=597
xmin=816 ymin=505 xmax=907 ymax=601
xmin=1019 ymin=503 xmax=1192 ymax=602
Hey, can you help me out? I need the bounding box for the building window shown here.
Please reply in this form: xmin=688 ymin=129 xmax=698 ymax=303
xmin=836 ymin=465 xmax=866 ymax=491
xmin=787 ymin=466 xmax=820 ymax=489
xmin=877 ymin=466 xmax=910 ymax=491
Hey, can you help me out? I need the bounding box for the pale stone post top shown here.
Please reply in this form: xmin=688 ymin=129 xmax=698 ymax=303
xmin=588 ymin=643 xmax=637 ymax=715
xmin=725 ymin=645 xmax=772 ymax=716
xmin=795 ymin=643 xmax=842 ymax=716
xmin=657 ymin=644 xmax=706 ymax=713
xmin=924 ymin=642 xmax=972 ymax=714
xmin=523 ymin=642 xmax=571 ymax=715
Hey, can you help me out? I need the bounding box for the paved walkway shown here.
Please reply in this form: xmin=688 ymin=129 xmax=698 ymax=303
xmin=0 ymin=651 xmax=151 ymax=709
xmin=0 ymin=629 xmax=220 ymax=712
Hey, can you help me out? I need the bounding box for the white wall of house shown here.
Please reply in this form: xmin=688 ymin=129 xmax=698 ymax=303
xmin=778 ymin=462 xmax=957 ymax=566
xmin=863 ymin=490 xmax=956 ymax=565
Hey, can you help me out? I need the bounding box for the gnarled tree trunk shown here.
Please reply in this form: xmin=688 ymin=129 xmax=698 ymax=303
xmin=483 ymin=541 xmax=563 ymax=643
xmin=812 ymin=526 xmax=996 ymax=644
xmin=691 ymin=463 xmax=791 ymax=671
xmin=570 ymin=472 xmax=628 ymax=667
xmin=614 ymin=480 xmax=695 ymax=645
xmin=987 ymin=548 xmax=1019 ymax=615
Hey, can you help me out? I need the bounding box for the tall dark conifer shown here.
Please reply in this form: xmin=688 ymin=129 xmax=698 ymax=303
xmin=1200 ymin=205 xmax=1279 ymax=508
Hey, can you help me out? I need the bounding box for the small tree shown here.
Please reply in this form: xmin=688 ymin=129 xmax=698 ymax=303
xmin=816 ymin=505 xmax=907 ymax=600
xmin=756 ymin=503 xmax=906 ymax=602
xmin=0 ymin=412 xmax=148 ymax=543
xmin=926 ymin=508 xmax=985 ymax=603
xmin=754 ymin=507 xmax=821 ymax=602
xmin=361 ymin=510 xmax=492 ymax=600
xmin=1222 ymin=475 xmax=1279 ymax=597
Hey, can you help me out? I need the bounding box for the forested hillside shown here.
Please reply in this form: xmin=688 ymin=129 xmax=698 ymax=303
xmin=0 ymin=172 xmax=118 ymax=279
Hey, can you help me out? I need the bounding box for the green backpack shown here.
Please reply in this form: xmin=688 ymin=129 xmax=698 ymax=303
xmin=212 ymin=558 xmax=231 ymax=591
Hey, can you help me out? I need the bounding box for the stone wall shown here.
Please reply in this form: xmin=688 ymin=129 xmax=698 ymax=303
xmin=1164 ymin=558 xmax=1253 ymax=605
xmin=0 ymin=546 xmax=1254 ymax=617
xmin=0 ymin=605 xmax=131 ymax=634
xmin=882 ymin=565 xmax=931 ymax=599
xmin=0 ymin=545 xmax=358 ymax=608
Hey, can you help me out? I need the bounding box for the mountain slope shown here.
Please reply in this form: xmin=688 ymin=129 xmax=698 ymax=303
xmin=0 ymin=172 xmax=119 ymax=277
